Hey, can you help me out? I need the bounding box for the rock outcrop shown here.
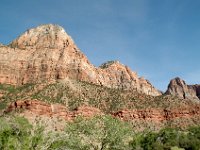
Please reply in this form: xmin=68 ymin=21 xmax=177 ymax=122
xmin=5 ymin=100 xmax=102 ymax=120
xmin=166 ymin=77 xmax=200 ymax=100
xmin=112 ymin=106 xmax=200 ymax=122
xmin=0 ymin=24 xmax=161 ymax=96
xmin=191 ymin=85 xmax=200 ymax=99
xmin=98 ymin=60 xmax=161 ymax=95
xmin=5 ymin=100 xmax=200 ymax=123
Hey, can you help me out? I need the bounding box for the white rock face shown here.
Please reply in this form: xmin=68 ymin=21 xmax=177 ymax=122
xmin=10 ymin=24 xmax=74 ymax=49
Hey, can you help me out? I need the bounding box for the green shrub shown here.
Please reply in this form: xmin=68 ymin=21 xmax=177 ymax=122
xmin=65 ymin=115 xmax=133 ymax=150
xmin=1 ymin=115 xmax=200 ymax=150
xmin=130 ymin=127 xmax=200 ymax=150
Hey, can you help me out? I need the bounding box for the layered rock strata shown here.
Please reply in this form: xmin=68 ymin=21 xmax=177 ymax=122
xmin=5 ymin=100 xmax=200 ymax=123
xmin=5 ymin=100 xmax=102 ymax=120
xmin=0 ymin=24 xmax=161 ymax=96
xmin=113 ymin=107 xmax=200 ymax=122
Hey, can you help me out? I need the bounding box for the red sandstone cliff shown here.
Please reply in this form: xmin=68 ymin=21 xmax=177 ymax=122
xmin=5 ymin=100 xmax=200 ymax=123
xmin=0 ymin=24 xmax=161 ymax=96
xmin=5 ymin=100 xmax=103 ymax=121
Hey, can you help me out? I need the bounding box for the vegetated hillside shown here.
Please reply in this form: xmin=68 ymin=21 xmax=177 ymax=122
xmin=0 ymin=80 xmax=198 ymax=112
xmin=1 ymin=79 xmax=200 ymax=131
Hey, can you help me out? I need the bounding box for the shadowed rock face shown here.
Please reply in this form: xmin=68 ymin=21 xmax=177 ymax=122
xmin=191 ymin=85 xmax=200 ymax=99
xmin=0 ymin=24 xmax=161 ymax=96
xmin=166 ymin=77 xmax=200 ymax=100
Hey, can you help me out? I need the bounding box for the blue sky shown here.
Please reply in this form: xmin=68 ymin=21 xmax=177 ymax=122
xmin=0 ymin=0 xmax=200 ymax=91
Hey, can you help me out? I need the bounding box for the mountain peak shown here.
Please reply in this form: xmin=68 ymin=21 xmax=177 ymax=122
xmin=166 ymin=77 xmax=200 ymax=100
xmin=9 ymin=24 xmax=74 ymax=49
xmin=0 ymin=24 xmax=162 ymax=96
xmin=170 ymin=77 xmax=187 ymax=86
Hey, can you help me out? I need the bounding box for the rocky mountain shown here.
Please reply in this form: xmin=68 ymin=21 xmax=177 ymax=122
xmin=166 ymin=77 xmax=200 ymax=100
xmin=0 ymin=24 xmax=161 ymax=96
xmin=1 ymin=24 xmax=200 ymax=133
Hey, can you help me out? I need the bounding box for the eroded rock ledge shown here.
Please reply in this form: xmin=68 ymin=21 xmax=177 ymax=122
xmin=5 ymin=100 xmax=103 ymax=121
xmin=4 ymin=100 xmax=200 ymax=122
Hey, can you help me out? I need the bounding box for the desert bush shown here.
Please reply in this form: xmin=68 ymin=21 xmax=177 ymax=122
xmin=0 ymin=116 xmax=46 ymax=150
xmin=130 ymin=127 xmax=200 ymax=150
xmin=1 ymin=115 xmax=200 ymax=150
xmin=64 ymin=115 xmax=133 ymax=150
